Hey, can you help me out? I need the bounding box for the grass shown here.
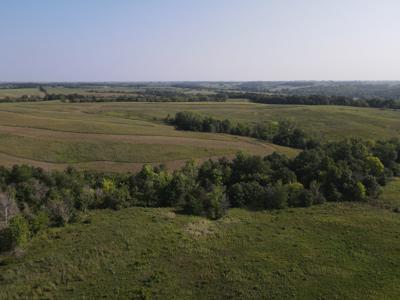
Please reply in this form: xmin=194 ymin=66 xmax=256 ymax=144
xmin=0 ymin=133 xmax=237 ymax=163
xmin=0 ymin=102 xmax=298 ymax=171
xmin=0 ymin=100 xmax=399 ymax=171
xmin=0 ymin=201 xmax=399 ymax=299
xmin=373 ymin=177 xmax=400 ymax=210
xmin=81 ymin=101 xmax=400 ymax=140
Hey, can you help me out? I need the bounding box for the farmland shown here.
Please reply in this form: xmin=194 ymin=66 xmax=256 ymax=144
xmin=1 ymin=95 xmax=400 ymax=299
xmin=0 ymin=101 xmax=398 ymax=172
xmin=0 ymin=101 xmax=298 ymax=172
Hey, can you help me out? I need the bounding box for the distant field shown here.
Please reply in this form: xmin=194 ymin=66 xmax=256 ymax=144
xmin=80 ymin=101 xmax=400 ymax=140
xmin=0 ymin=100 xmax=398 ymax=171
xmin=0 ymin=88 xmax=44 ymax=99
xmin=45 ymin=87 xmax=139 ymax=98
xmin=1 ymin=201 xmax=399 ymax=299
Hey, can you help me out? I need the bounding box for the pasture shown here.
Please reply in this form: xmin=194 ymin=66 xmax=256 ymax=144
xmin=1 ymin=200 xmax=399 ymax=299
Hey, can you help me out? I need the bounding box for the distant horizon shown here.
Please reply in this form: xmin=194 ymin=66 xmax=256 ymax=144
xmin=1 ymin=80 xmax=400 ymax=84
xmin=1 ymin=1 xmax=400 ymax=81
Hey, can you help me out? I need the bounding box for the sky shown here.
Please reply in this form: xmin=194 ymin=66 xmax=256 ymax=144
xmin=0 ymin=0 xmax=399 ymax=81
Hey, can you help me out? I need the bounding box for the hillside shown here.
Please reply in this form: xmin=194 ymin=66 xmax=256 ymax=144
xmin=0 ymin=101 xmax=296 ymax=172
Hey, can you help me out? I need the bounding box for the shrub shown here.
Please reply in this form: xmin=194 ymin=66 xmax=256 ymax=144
xmin=47 ymin=199 xmax=72 ymax=226
xmin=30 ymin=211 xmax=50 ymax=234
xmin=8 ymin=215 xmax=30 ymax=248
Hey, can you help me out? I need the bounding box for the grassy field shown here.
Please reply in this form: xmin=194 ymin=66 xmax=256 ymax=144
xmin=0 ymin=101 xmax=297 ymax=172
xmin=0 ymin=100 xmax=399 ymax=171
xmin=373 ymin=177 xmax=400 ymax=210
xmin=0 ymin=88 xmax=44 ymax=99
xmin=80 ymin=101 xmax=400 ymax=140
xmin=1 ymin=199 xmax=399 ymax=299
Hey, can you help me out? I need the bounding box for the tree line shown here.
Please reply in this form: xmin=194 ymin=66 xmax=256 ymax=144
xmin=167 ymin=111 xmax=319 ymax=149
xmin=0 ymin=89 xmax=228 ymax=103
xmin=52 ymin=91 xmax=228 ymax=103
xmin=1 ymin=135 xmax=399 ymax=251
xmin=228 ymin=93 xmax=400 ymax=109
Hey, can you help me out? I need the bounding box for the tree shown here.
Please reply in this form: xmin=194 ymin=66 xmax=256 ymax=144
xmin=365 ymin=156 xmax=384 ymax=176
xmin=265 ymin=183 xmax=288 ymax=209
xmin=363 ymin=176 xmax=382 ymax=198
xmin=228 ymin=181 xmax=265 ymax=208
xmin=203 ymin=185 xmax=228 ymax=219
xmin=351 ymin=181 xmax=367 ymax=202
xmin=287 ymin=182 xmax=304 ymax=207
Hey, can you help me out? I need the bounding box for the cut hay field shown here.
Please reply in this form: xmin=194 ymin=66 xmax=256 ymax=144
xmin=1 ymin=200 xmax=399 ymax=299
xmin=0 ymin=101 xmax=297 ymax=172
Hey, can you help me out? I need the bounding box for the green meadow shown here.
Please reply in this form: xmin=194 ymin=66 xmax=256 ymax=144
xmin=1 ymin=199 xmax=399 ymax=299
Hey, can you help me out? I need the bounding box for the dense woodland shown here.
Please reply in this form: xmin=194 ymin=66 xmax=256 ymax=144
xmin=1 ymin=130 xmax=399 ymax=251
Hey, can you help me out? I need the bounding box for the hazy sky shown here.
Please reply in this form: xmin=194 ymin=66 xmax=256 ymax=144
xmin=1 ymin=0 xmax=399 ymax=81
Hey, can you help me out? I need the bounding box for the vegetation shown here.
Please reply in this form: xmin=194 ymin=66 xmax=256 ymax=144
xmin=169 ymin=111 xmax=318 ymax=149
xmin=0 ymin=134 xmax=398 ymax=251
xmin=0 ymin=202 xmax=399 ymax=299
xmin=0 ymin=84 xmax=400 ymax=298
xmin=0 ymin=102 xmax=298 ymax=172
xmin=231 ymin=92 xmax=400 ymax=109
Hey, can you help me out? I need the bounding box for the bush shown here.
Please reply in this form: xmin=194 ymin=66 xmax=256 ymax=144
xmin=47 ymin=199 xmax=72 ymax=226
xmin=30 ymin=211 xmax=50 ymax=234
xmin=182 ymin=185 xmax=228 ymax=219
xmin=297 ymin=190 xmax=314 ymax=207
xmin=8 ymin=215 xmax=30 ymax=248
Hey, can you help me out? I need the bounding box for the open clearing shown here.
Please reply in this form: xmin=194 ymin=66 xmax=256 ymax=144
xmin=1 ymin=199 xmax=399 ymax=299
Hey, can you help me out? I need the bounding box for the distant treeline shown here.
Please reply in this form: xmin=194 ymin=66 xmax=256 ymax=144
xmin=1 ymin=136 xmax=399 ymax=250
xmin=56 ymin=91 xmax=228 ymax=103
xmin=229 ymin=93 xmax=400 ymax=109
xmin=167 ymin=111 xmax=319 ymax=149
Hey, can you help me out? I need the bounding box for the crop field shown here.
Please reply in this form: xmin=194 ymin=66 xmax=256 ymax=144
xmin=1 ymin=198 xmax=399 ymax=299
